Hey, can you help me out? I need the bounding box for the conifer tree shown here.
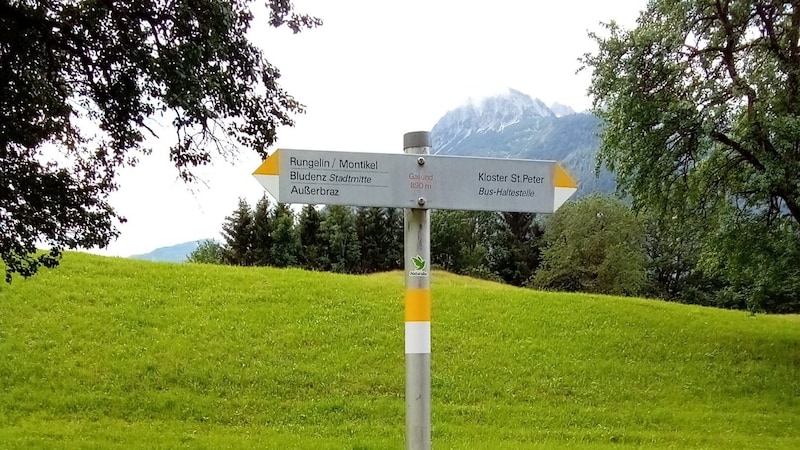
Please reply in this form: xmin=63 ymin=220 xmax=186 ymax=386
xmin=297 ymin=204 xmax=324 ymax=270
xmin=356 ymin=207 xmax=385 ymax=273
xmin=270 ymin=203 xmax=298 ymax=267
xmin=320 ymin=205 xmax=360 ymax=273
xmin=252 ymin=195 xmax=273 ymax=266
xmin=382 ymin=208 xmax=404 ymax=271
xmin=220 ymin=198 xmax=255 ymax=266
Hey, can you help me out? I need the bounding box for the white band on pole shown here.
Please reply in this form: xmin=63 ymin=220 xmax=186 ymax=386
xmin=405 ymin=322 xmax=431 ymax=354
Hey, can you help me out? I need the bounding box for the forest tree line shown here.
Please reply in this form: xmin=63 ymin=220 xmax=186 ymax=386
xmin=191 ymin=194 xmax=800 ymax=314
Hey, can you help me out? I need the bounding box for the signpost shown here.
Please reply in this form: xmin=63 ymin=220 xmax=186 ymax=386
xmin=253 ymin=132 xmax=577 ymax=450
xmin=253 ymin=147 xmax=578 ymax=212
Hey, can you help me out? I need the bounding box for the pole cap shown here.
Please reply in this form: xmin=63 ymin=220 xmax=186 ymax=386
xmin=403 ymin=131 xmax=431 ymax=150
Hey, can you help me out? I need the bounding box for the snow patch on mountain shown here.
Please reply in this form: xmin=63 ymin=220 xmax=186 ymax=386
xmin=432 ymin=88 xmax=558 ymax=154
xmin=550 ymin=102 xmax=577 ymax=118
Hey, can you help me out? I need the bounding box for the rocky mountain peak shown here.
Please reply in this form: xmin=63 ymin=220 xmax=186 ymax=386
xmin=550 ymin=102 xmax=577 ymax=118
xmin=444 ymin=88 xmax=553 ymax=129
xmin=430 ymin=89 xmax=613 ymax=198
xmin=467 ymin=88 xmax=554 ymax=123
xmin=432 ymin=88 xmax=558 ymax=155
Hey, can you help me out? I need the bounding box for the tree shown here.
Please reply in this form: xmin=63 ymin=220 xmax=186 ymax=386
xmin=251 ymin=195 xmax=273 ymax=266
xmin=269 ymin=202 xmax=298 ymax=267
xmin=533 ymin=195 xmax=647 ymax=296
xmin=383 ymin=207 xmax=404 ymax=271
xmin=355 ymin=207 xmax=383 ymax=273
xmin=187 ymin=239 xmax=224 ymax=264
xmin=487 ymin=212 xmax=544 ymax=286
xmin=319 ymin=205 xmax=360 ymax=273
xmin=431 ymin=210 xmax=491 ymax=276
xmin=297 ymin=204 xmax=324 ymax=270
xmin=700 ymin=212 xmax=800 ymax=313
xmin=355 ymin=207 xmax=402 ymax=273
xmin=221 ymin=198 xmax=255 ymax=266
xmin=582 ymin=0 xmax=800 ymax=310
xmin=643 ymin=215 xmax=694 ymax=300
xmin=1 ymin=0 xmax=320 ymax=281
xmin=583 ymin=0 xmax=800 ymax=226
xmin=431 ymin=210 xmax=467 ymax=272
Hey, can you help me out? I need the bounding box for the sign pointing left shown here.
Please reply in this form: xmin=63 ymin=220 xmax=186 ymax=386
xmin=253 ymin=148 xmax=420 ymax=208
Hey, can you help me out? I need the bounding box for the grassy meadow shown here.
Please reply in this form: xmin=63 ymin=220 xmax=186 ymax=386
xmin=0 ymin=252 xmax=798 ymax=448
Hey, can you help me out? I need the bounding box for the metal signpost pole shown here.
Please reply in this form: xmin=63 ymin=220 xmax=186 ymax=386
xmin=403 ymin=131 xmax=432 ymax=450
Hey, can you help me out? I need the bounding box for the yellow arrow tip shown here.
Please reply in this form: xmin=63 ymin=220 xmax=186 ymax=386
xmin=554 ymin=164 xmax=577 ymax=188
xmin=254 ymin=150 xmax=281 ymax=175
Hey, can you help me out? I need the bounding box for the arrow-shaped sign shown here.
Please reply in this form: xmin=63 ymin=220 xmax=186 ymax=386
xmin=254 ymin=149 xmax=577 ymax=213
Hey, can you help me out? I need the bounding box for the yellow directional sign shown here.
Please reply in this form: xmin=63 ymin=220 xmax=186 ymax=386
xmin=254 ymin=148 xmax=577 ymax=212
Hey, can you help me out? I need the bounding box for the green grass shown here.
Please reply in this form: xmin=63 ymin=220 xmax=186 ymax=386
xmin=1 ymin=252 xmax=798 ymax=449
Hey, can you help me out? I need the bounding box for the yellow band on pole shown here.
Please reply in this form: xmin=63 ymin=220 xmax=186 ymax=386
xmin=405 ymin=288 xmax=431 ymax=322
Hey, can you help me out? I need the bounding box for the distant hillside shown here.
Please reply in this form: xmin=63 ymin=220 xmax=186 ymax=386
xmin=1 ymin=252 xmax=798 ymax=448
xmin=431 ymin=89 xmax=615 ymax=198
xmin=129 ymin=239 xmax=208 ymax=262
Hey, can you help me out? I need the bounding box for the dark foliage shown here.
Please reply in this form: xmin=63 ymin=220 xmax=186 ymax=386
xmin=1 ymin=0 xmax=319 ymax=281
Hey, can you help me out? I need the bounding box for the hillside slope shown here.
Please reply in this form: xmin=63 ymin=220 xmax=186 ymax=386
xmin=1 ymin=253 xmax=798 ymax=449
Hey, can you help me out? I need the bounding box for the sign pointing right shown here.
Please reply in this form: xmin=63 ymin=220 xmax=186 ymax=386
xmin=410 ymin=153 xmax=578 ymax=213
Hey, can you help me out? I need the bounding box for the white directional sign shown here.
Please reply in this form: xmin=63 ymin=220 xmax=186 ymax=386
xmin=253 ymin=148 xmax=577 ymax=213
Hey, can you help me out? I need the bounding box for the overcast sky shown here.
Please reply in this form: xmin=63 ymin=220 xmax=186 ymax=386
xmin=98 ymin=0 xmax=647 ymax=257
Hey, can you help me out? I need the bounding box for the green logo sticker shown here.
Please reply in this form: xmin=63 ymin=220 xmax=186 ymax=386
xmin=410 ymin=255 xmax=428 ymax=277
